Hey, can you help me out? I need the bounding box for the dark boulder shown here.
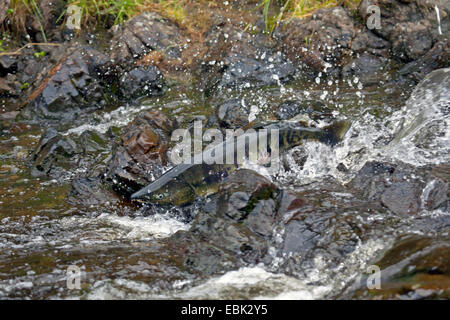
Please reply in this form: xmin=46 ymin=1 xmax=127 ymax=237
xmin=106 ymin=110 xmax=177 ymax=196
xmin=274 ymin=7 xmax=354 ymax=74
xmin=342 ymin=53 xmax=392 ymax=85
xmin=19 ymin=46 xmax=111 ymax=122
xmin=359 ymin=0 xmax=448 ymax=62
xmin=30 ymin=128 xmax=78 ymax=178
xmin=30 ymin=128 xmax=111 ymax=180
xmin=109 ymin=12 xmax=186 ymax=67
xmin=67 ymin=177 xmax=120 ymax=208
xmin=347 ymin=160 xmax=450 ymax=215
xmin=274 ymin=99 xmax=333 ymax=121
xmin=198 ymin=23 xmax=294 ymax=94
xmin=215 ymin=99 xmax=249 ymax=129
xmin=119 ymin=65 xmax=165 ymax=99
xmin=175 ymin=169 xmax=280 ymax=273
xmin=398 ymin=40 xmax=450 ymax=82
xmin=349 ymin=235 xmax=450 ymax=299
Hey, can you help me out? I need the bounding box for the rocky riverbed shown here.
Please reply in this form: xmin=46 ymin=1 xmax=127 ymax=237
xmin=0 ymin=0 xmax=449 ymax=299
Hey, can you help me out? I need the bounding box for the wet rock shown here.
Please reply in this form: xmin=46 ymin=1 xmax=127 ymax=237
xmin=275 ymin=7 xmax=354 ymax=74
xmin=19 ymin=46 xmax=111 ymax=122
xmin=273 ymin=182 xmax=394 ymax=278
xmin=106 ymin=110 xmax=176 ymax=196
xmin=350 ymin=31 xmax=391 ymax=56
xmin=119 ymin=65 xmax=165 ymax=99
xmin=381 ymin=182 xmax=422 ymax=215
xmin=67 ymin=177 xmax=120 ymax=207
xmin=346 ymin=161 xmax=396 ymax=201
xmin=30 ymin=128 xmax=78 ymax=177
xmin=109 ymin=12 xmax=186 ymax=67
xmin=347 ymin=160 xmax=449 ymax=215
xmin=359 ymin=0 xmax=448 ymax=62
xmin=398 ymin=40 xmax=450 ymax=82
xmin=30 ymin=128 xmax=111 ymax=179
xmin=178 ymin=170 xmax=280 ymax=272
xmin=349 ymin=235 xmax=450 ymax=299
xmin=217 ymin=169 xmax=279 ymax=222
xmin=275 ymin=99 xmax=333 ymax=121
xmin=391 ymin=20 xmax=433 ymax=61
xmin=215 ymin=99 xmax=249 ymax=129
xmin=342 ymin=53 xmax=391 ymax=85
xmin=198 ymin=23 xmax=294 ymax=94
xmin=422 ymin=179 xmax=448 ymax=211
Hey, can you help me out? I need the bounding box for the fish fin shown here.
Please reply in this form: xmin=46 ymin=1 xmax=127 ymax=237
xmin=131 ymin=163 xmax=193 ymax=200
xmin=320 ymin=120 xmax=350 ymax=146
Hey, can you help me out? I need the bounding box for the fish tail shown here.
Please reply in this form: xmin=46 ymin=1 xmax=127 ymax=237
xmin=320 ymin=120 xmax=350 ymax=146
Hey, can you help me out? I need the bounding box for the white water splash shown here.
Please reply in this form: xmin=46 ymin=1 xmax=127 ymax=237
xmin=435 ymin=5 xmax=442 ymax=35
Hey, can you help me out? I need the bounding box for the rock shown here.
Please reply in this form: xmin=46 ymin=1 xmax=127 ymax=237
xmin=198 ymin=23 xmax=294 ymax=94
xmin=391 ymin=20 xmax=433 ymax=61
xmin=349 ymin=235 xmax=450 ymax=299
xmin=274 ymin=7 xmax=354 ymax=74
xmin=217 ymin=169 xmax=279 ymax=222
xmin=179 ymin=169 xmax=281 ymax=272
xmin=350 ymin=31 xmax=391 ymax=55
xmin=30 ymin=128 xmax=78 ymax=177
xmin=106 ymin=110 xmax=176 ymax=196
xmin=398 ymin=40 xmax=450 ymax=82
xmin=30 ymin=128 xmax=111 ymax=179
xmin=215 ymin=99 xmax=249 ymax=129
xmin=0 ymin=0 xmax=10 ymax=25
xmin=359 ymin=0 xmax=448 ymax=62
xmin=381 ymin=182 xmax=422 ymax=215
xmin=346 ymin=161 xmax=396 ymax=201
xmin=274 ymin=99 xmax=333 ymax=121
xmin=347 ymin=160 xmax=450 ymax=215
xmin=19 ymin=45 xmax=111 ymax=122
xmin=67 ymin=177 xmax=120 ymax=207
xmin=342 ymin=53 xmax=392 ymax=85
xmin=119 ymin=65 xmax=165 ymax=99
xmin=422 ymin=179 xmax=448 ymax=210
xmin=109 ymin=12 xmax=186 ymax=67
xmin=0 ymin=55 xmax=18 ymax=75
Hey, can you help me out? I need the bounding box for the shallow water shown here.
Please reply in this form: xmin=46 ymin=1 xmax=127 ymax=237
xmin=0 ymin=68 xmax=449 ymax=299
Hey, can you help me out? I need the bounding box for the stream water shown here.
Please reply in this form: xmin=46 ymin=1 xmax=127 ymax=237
xmin=0 ymin=67 xmax=448 ymax=299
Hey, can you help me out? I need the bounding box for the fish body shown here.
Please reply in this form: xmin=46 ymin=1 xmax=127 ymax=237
xmin=131 ymin=120 xmax=350 ymax=206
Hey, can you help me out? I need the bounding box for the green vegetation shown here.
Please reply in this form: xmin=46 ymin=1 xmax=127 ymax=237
xmin=33 ymin=50 xmax=45 ymax=58
xmin=260 ymin=0 xmax=362 ymax=33
xmin=4 ymin=1 xmax=361 ymax=36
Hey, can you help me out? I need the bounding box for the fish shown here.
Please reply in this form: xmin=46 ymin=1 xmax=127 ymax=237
xmin=131 ymin=120 xmax=350 ymax=206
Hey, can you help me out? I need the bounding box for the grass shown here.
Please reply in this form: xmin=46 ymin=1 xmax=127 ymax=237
xmin=3 ymin=0 xmax=362 ymax=38
xmin=260 ymin=0 xmax=362 ymax=33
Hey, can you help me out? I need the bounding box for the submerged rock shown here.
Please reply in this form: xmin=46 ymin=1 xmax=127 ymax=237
xmin=349 ymin=235 xmax=450 ymax=299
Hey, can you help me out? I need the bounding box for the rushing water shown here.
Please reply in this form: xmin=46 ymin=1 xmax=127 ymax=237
xmin=0 ymin=67 xmax=449 ymax=299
